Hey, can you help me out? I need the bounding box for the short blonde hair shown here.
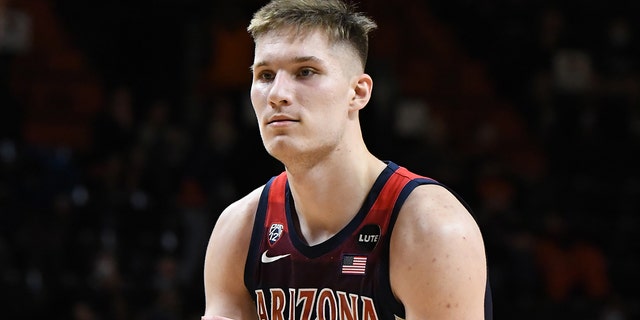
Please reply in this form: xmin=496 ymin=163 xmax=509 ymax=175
xmin=247 ymin=0 xmax=377 ymax=69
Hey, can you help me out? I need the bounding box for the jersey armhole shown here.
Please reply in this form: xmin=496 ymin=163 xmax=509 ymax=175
xmin=243 ymin=176 xmax=276 ymax=295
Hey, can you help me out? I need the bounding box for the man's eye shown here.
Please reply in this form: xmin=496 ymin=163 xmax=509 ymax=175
xmin=298 ymin=68 xmax=315 ymax=77
xmin=257 ymin=71 xmax=275 ymax=81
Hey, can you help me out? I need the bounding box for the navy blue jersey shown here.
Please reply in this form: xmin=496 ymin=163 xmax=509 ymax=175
xmin=244 ymin=161 xmax=492 ymax=319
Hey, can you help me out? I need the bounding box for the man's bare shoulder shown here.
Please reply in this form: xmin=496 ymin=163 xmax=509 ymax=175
xmin=398 ymin=183 xmax=480 ymax=230
xmin=209 ymin=186 xmax=264 ymax=265
xmin=215 ymin=185 xmax=264 ymax=231
xmin=393 ymin=183 xmax=485 ymax=257
xmin=205 ymin=184 xmax=265 ymax=280
xmin=203 ymin=185 xmax=265 ymax=318
xmin=391 ymin=184 xmax=487 ymax=319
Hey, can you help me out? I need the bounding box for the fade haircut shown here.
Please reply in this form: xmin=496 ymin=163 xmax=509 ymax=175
xmin=247 ymin=0 xmax=377 ymax=69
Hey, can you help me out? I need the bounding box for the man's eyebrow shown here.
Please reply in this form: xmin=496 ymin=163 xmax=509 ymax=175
xmin=249 ymin=61 xmax=266 ymax=73
xmin=292 ymin=56 xmax=322 ymax=64
xmin=250 ymin=56 xmax=323 ymax=73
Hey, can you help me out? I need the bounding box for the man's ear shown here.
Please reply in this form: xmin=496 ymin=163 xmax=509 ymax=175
xmin=350 ymin=73 xmax=373 ymax=111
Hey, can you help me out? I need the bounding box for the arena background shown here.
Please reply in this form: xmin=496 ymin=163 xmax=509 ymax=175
xmin=1 ymin=0 xmax=638 ymax=318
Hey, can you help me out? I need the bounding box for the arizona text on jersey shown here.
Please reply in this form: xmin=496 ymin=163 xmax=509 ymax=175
xmin=255 ymin=287 xmax=398 ymax=320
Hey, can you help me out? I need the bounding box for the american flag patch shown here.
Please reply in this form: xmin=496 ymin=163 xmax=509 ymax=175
xmin=341 ymin=255 xmax=367 ymax=275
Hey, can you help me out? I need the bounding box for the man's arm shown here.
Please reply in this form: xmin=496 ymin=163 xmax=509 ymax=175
xmin=203 ymin=187 xmax=263 ymax=319
xmin=391 ymin=184 xmax=487 ymax=319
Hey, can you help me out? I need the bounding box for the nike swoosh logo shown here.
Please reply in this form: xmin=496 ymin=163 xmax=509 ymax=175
xmin=261 ymin=251 xmax=291 ymax=263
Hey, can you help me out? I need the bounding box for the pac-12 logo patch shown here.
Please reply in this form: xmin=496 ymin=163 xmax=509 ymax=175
xmin=357 ymin=224 xmax=381 ymax=252
xmin=268 ymin=223 xmax=284 ymax=245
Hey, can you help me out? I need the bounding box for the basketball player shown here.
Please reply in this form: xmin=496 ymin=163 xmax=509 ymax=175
xmin=202 ymin=0 xmax=492 ymax=319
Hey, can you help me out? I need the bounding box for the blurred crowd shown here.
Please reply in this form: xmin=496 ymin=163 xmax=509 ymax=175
xmin=1 ymin=0 xmax=639 ymax=319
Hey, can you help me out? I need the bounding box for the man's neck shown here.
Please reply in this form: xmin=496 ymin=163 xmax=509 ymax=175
xmin=285 ymin=154 xmax=386 ymax=246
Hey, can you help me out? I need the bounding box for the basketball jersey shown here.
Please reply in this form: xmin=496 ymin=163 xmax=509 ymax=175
xmin=244 ymin=161 xmax=493 ymax=319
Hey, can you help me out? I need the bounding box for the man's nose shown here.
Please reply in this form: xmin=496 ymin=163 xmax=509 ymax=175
xmin=268 ymin=73 xmax=292 ymax=108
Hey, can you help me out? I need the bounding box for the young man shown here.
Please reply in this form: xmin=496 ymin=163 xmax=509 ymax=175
xmin=202 ymin=0 xmax=492 ymax=319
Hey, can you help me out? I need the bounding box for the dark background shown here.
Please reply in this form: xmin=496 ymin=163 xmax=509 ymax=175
xmin=1 ymin=0 xmax=639 ymax=318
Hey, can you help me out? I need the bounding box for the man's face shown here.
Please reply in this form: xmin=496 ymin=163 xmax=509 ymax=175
xmin=250 ymin=28 xmax=363 ymax=166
